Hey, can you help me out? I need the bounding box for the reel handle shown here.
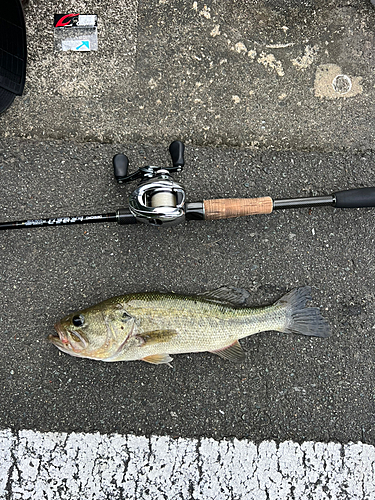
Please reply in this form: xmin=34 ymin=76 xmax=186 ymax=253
xmin=169 ymin=141 xmax=185 ymax=170
xmin=113 ymin=154 xmax=129 ymax=183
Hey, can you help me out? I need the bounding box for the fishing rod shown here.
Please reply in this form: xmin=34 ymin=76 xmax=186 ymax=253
xmin=1 ymin=140 xmax=375 ymax=230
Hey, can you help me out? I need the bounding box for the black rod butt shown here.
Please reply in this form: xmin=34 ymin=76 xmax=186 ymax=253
xmin=334 ymin=187 xmax=375 ymax=208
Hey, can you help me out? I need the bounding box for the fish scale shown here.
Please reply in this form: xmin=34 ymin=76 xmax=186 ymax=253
xmin=123 ymin=295 xmax=281 ymax=353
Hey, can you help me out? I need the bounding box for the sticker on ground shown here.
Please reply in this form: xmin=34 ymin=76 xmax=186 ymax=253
xmin=0 ymin=429 xmax=374 ymax=499
xmin=54 ymin=14 xmax=98 ymax=52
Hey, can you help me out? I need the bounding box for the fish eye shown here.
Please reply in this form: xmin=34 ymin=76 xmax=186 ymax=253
xmin=72 ymin=315 xmax=85 ymax=327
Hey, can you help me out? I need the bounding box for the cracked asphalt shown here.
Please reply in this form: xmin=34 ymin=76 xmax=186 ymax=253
xmin=0 ymin=0 xmax=375 ymax=449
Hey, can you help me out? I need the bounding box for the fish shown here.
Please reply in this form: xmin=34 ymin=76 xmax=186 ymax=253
xmin=49 ymin=286 xmax=330 ymax=365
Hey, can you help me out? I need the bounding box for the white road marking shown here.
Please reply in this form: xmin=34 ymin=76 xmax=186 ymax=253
xmin=0 ymin=429 xmax=374 ymax=499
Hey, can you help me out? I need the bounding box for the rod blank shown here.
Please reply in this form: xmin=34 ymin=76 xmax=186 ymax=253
xmin=273 ymin=195 xmax=335 ymax=210
xmin=0 ymin=213 xmax=118 ymax=230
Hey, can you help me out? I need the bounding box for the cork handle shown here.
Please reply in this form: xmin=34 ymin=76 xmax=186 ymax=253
xmin=204 ymin=197 xmax=273 ymax=220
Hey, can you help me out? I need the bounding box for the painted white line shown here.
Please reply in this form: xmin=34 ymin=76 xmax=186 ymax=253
xmin=0 ymin=429 xmax=375 ymax=499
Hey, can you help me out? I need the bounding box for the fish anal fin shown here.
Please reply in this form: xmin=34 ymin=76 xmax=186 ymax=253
xmin=142 ymin=353 xmax=173 ymax=365
xmin=211 ymin=340 xmax=246 ymax=362
xmin=136 ymin=329 xmax=178 ymax=345
xmin=199 ymin=286 xmax=250 ymax=307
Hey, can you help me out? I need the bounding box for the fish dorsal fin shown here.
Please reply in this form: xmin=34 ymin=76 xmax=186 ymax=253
xmin=210 ymin=340 xmax=246 ymax=362
xmin=198 ymin=286 xmax=250 ymax=307
xmin=142 ymin=353 xmax=173 ymax=365
xmin=136 ymin=329 xmax=178 ymax=345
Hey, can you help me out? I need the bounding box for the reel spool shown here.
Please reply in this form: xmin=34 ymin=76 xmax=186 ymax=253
xmin=151 ymin=190 xmax=176 ymax=209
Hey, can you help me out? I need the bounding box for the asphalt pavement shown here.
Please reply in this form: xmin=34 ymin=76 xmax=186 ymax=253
xmin=0 ymin=0 xmax=375 ymax=496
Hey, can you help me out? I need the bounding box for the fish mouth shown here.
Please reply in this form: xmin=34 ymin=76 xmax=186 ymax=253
xmin=49 ymin=322 xmax=69 ymax=349
xmin=49 ymin=323 xmax=88 ymax=359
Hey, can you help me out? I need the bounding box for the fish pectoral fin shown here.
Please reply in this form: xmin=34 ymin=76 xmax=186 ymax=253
xmin=142 ymin=353 xmax=173 ymax=365
xmin=136 ymin=329 xmax=178 ymax=345
xmin=198 ymin=286 xmax=250 ymax=307
xmin=210 ymin=340 xmax=246 ymax=362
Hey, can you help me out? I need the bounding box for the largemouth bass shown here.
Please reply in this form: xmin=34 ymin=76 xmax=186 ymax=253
xmin=50 ymin=286 xmax=329 ymax=364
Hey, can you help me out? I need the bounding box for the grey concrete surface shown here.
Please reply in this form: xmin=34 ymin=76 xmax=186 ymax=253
xmin=1 ymin=0 xmax=375 ymax=151
xmin=0 ymin=0 xmax=374 ymax=450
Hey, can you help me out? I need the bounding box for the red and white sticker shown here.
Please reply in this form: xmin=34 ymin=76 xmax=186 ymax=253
xmin=54 ymin=14 xmax=97 ymax=28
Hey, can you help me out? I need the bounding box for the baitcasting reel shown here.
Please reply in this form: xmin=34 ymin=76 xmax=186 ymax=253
xmin=113 ymin=141 xmax=187 ymax=227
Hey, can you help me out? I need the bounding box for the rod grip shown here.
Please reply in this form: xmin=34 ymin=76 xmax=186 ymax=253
xmin=203 ymin=197 xmax=273 ymax=220
xmin=334 ymin=187 xmax=375 ymax=208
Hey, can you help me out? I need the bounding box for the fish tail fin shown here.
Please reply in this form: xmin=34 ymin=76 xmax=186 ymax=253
xmin=277 ymin=286 xmax=330 ymax=338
